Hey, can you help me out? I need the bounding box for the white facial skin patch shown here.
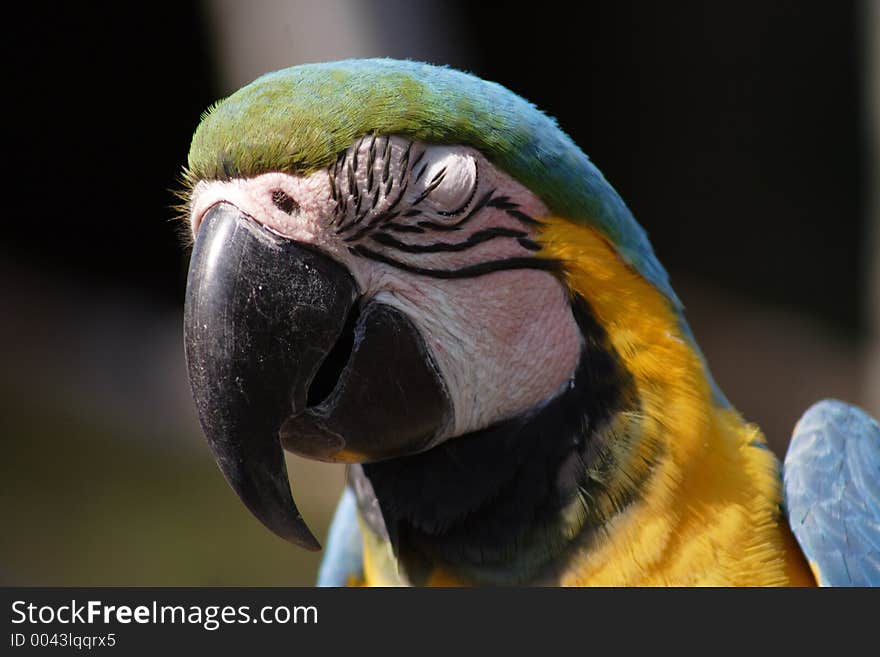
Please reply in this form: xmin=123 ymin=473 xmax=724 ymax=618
xmin=189 ymin=137 xmax=582 ymax=444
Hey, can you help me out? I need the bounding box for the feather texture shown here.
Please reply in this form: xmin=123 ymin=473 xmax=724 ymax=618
xmin=185 ymin=58 xmax=677 ymax=309
xmin=784 ymin=399 xmax=880 ymax=586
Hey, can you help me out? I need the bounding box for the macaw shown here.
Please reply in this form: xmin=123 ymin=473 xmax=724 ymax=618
xmin=180 ymin=59 xmax=880 ymax=586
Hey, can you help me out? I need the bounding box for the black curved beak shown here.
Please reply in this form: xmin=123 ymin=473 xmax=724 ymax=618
xmin=184 ymin=203 xmax=357 ymax=550
xmin=184 ymin=202 xmax=453 ymax=550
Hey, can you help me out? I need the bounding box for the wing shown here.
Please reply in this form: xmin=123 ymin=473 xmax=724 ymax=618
xmin=316 ymin=485 xmax=365 ymax=586
xmin=783 ymin=399 xmax=880 ymax=586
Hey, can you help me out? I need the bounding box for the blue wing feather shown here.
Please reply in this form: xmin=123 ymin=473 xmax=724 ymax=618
xmin=316 ymin=486 xmax=364 ymax=586
xmin=784 ymin=399 xmax=880 ymax=586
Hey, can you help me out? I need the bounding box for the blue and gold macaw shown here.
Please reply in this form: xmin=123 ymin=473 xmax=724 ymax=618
xmin=180 ymin=59 xmax=879 ymax=586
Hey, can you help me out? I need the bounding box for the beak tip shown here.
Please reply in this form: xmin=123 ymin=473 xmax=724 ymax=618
xmin=274 ymin=526 xmax=322 ymax=552
xmin=232 ymin=471 xmax=324 ymax=553
xmin=236 ymin=490 xmax=323 ymax=551
xmin=301 ymin=536 xmax=323 ymax=552
xmin=275 ymin=518 xmax=322 ymax=552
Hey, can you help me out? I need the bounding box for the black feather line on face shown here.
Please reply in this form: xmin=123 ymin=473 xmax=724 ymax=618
xmin=383 ymin=222 xmax=424 ymax=234
xmin=349 ymin=245 xmax=560 ymax=279
xmin=382 ymin=137 xmax=392 ymax=183
xmin=328 ymin=167 xmax=338 ymax=203
xmin=370 ymin=227 xmax=528 ymax=254
xmin=410 ymin=167 xmax=446 ymax=206
xmin=399 ymin=141 xmax=413 ymax=170
xmin=351 ymin=135 xmax=362 ymax=172
xmin=366 ymin=134 xmax=378 ymax=193
xmin=409 ymin=148 xmax=426 ymax=172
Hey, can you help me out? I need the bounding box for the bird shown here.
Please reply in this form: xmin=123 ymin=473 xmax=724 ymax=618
xmin=179 ymin=58 xmax=879 ymax=586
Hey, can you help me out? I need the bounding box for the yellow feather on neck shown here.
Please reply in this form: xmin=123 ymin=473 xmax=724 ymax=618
xmin=538 ymin=218 xmax=814 ymax=586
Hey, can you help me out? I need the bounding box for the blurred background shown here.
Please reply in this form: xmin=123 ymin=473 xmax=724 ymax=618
xmin=2 ymin=0 xmax=877 ymax=584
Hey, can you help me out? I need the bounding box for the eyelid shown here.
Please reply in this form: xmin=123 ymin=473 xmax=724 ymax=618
xmin=404 ymin=150 xmax=479 ymax=228
xmin=435 ymin=163 xmax=479 ymax=218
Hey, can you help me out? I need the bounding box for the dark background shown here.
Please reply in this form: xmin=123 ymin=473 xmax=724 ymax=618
xmin=2 ymin=1 xmax=872 ymax=584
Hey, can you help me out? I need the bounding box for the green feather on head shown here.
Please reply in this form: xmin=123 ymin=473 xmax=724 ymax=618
xmin=184 ymin=58 xmax=679 ymax=310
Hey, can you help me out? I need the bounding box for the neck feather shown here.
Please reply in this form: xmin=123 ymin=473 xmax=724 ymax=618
xmin=539 ymin=218 xmax=813 ymax=585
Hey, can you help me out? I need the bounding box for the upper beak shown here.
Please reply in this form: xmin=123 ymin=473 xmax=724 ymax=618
xmin=183 ymin=202 xmax=453 ymax=550
xmin=183 ymin=203 xmax=357 ymax=550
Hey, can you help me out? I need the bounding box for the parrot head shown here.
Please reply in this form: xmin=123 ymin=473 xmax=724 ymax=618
xmin=181 ymin=59 xmax=724 ymax=574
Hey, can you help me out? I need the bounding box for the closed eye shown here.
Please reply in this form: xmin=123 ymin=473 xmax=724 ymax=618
xmin=436 ymin=165 xmax=479 ymax=217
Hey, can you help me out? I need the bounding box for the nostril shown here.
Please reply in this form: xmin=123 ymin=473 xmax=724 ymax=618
xmin=306 ymin=300 xmax=361 ymax=408
xmin=271 ymin=189 xmax=300 ymax=215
